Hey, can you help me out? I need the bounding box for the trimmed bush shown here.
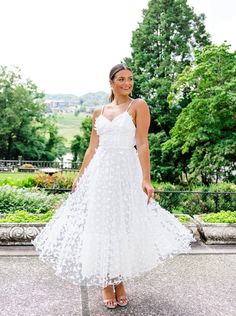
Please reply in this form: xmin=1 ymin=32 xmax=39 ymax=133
xmin=177 ymin=215 xmax=192 ymax=223
xmin=200 ymin=211 xmax=236 ymax=224
xmin=0 ymin=185 xmax=68 ymax=214
xmin=154 ymin=182 xmax=236 ymax=215
xmin=0 ymin=175 xmax=36 ymax=188
xmin=154 ymin=182 xmax=184 ymax=212
xmin=0 ymin=210 xmax=54 ymax=223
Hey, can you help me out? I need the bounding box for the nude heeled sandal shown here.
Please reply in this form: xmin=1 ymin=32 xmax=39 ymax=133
xmin=115 ymin=282 xmax=129 ymax=306
xmin=102 ymin=283 xmax=118 ymax=309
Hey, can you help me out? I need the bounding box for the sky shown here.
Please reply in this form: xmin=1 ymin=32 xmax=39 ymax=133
xmin=0 ymin=0 xmax=236 ymax=96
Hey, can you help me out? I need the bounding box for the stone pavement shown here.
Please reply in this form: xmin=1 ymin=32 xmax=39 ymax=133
xmin=0 ymin=242 xmax=236 ymax=316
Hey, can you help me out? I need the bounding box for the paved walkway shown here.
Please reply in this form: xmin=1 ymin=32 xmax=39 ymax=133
xmin=0 ymin=242 xmax=236 ymax=316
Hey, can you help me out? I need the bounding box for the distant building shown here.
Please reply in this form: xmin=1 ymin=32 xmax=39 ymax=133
xmin=45 ymin=99 xmax=77 ymax=113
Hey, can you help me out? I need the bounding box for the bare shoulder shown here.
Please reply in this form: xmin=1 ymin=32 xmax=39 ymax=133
xmin=93 ymin=105 xmax=103 ymax=119
xmin=132 ymin=98 xmax=149 ymax=114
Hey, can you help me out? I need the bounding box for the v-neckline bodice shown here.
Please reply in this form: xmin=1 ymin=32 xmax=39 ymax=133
xmin=100 ymin=99 xmax=134 ymax=122
xmin=100 ymin=111 xmax=127 ymax=123
xmin=96 ymin=111 xmax=136 ymax=129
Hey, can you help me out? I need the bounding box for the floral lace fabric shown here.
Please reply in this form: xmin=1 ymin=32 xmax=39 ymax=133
xmin=32 ymin=109 xmax=196 ymax=288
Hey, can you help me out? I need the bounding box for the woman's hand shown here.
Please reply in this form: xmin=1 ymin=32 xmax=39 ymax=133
xmin=142 ymin=180 xmax=155 ymax=203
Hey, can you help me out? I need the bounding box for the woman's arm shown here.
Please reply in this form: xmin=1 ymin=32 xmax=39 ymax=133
xmin=72 ymin=107 xmax=100 ymax=192
xmin=134 ymin=99 xmax=154 ymax=202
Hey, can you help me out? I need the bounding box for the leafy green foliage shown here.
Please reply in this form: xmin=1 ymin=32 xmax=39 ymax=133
xmin=0 ymin=210 xmax=53 ymax=223
xmin=41 ymin=123 xmax=67 ymax=161
xmin=165 ymin=44 xmax=236 ymax=185
xmin=0 ymin=175 xmax=36 ymax=188
xmin=154 ymin=182 xmax=185 ymax=212
xmin=0 ymin=185 xmax=67 ymax=214
xmin=200 ymin=211 xmax=236 ymax=224
xmin=177 ymin=215 xmax=192 ymax=223
xmin=123 ymin=0 xmax=210 ymax=183
xmin=0 ymin=66 xmax=67 ymax=160
xmin=154 ymin=182 xmax=236 ymax=215
xmin=124 ymin=0 xmax=210 ymax=134
xmin=149 ymin=132 xmax=181 ymax=183
xmin=71 ymin=116 xmax=92 ymax=162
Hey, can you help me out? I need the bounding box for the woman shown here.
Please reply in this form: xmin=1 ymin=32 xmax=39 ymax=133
xmin=32 ymin=63 xmax=195 ymax=309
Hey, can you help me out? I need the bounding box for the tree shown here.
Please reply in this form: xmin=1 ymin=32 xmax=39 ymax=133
xmin=125 ymin=0 xmax=211 ymax=134
xmin=164 ymin=43 xmax=236 ymax=185
xmin=123 ymin=0 xmax=211 ymax=182
xmin=71 ymin=116 xmax=92 ymax=162
xmin=41 ymin=123 xmax=67 ymax=161
xmin=0 ymin=66 xmax=67 ymax=160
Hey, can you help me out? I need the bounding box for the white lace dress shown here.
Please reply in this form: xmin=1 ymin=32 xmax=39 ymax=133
xmin=32 ymin=100 xmax=196 ymax=288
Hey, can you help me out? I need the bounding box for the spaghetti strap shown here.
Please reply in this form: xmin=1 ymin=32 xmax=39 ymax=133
xmin=101 ymin=105 xmax=105 ymax=115
xmin=126 ymin=99 xmax=135 ymax=112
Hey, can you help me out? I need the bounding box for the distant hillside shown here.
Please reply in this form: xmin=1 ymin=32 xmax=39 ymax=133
xmin=78 ymin=91 xmax=109 ymax=106
xmin=45 ymin=91 xmax=109 ymax=107
xmin=45 ymin=94 xmax=81 ymax=104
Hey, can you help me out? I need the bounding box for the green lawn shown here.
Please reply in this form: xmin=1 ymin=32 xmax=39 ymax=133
xmin=56 ymin=112 xmax=91 ymax=145
xmin=0 ymin=173 xmax=33 ymax=181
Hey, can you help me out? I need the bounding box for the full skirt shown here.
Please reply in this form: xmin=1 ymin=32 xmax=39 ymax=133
xmin=32 ymin=146 xmax=196 ymax=288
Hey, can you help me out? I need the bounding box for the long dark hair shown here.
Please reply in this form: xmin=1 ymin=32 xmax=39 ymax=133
xmin=109 ymin=63 xmax=132 ymax=102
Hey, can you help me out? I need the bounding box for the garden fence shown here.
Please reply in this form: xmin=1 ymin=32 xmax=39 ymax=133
xmin=40 ymin=188 xmax=236 ymax=215
xmin=0 ymin=158 xmax=80 ymax=172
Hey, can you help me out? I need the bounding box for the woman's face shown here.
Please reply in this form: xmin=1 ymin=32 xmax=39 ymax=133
xmin=110 ymin=69 xmax=133 ymax=97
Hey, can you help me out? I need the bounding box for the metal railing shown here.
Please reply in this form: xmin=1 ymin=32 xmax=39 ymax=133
xmin=0 ymin=158 xmax=235 ymax=214
xmin=37 ymin=188 xmax=236 ymax=215
xmin=0 ymin=158 xmax=80 ymax=172
xmin=153 ymin=190 xmax=236 ymax=215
